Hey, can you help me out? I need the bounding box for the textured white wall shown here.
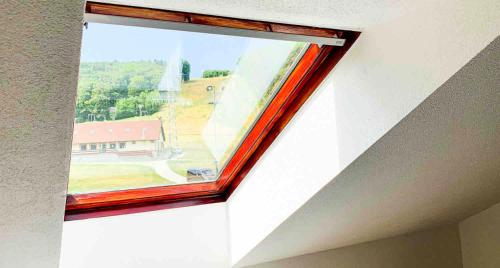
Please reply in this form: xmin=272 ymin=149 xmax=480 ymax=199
xmin=246 ymin=225 xmax=463 ymax=268
xmin=0 ymin=1 xmax=84 ymax=267
xmin=59 ymin=203 xmax=230 ymax=268
xmin=227 ymin=0 xmax=500 ymax=265
xmin=460 ymin=202 xmax=500 ymax=268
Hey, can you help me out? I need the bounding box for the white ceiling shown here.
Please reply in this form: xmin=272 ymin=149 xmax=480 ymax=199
xmin=94 ymin=0 xmax=412 ymax=30
xmin=2 ymin=1 xmax=498 ymax=267
xmin=236 ymin=36 xmax=500 ymax=266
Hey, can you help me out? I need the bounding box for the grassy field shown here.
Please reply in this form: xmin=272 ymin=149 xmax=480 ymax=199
xmin=68 ymin=163 xmax=173 ymax=193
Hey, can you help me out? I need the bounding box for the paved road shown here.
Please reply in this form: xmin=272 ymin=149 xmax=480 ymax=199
xmin=144 ymin=160 xmax=187 ymax=184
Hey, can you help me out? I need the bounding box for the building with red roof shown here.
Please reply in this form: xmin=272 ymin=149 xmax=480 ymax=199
xmin=71 ymin=119 xmax=165 ymax=157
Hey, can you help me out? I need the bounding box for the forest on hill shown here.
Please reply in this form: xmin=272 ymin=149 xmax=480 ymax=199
xmin=75 ymin=60 xmax=190 ymax=123
xmin=75 ymin=42 xmax=302 ymax=124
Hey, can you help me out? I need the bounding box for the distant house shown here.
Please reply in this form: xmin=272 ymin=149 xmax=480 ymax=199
xmin=72 ymin=119 xmax=165 ymax=157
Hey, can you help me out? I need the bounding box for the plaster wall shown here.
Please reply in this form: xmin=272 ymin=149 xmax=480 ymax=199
xmin=246 ymin=225 xmax=463 ymax=268
xmin=59 ymin=203 xmax=230 ymax=268
xmin=460 ymin=202 xmax=500 ymax=268
xmin=0 ymin=1 xmax=84 ymax=267
xmin=245 ymin=201 xmax=500 ymax=268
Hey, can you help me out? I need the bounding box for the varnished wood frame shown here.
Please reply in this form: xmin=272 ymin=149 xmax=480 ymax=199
xmin=65 ymin=2 xmax=360 ymax=221
xmin=85 ymin=2 xmax=345 ymax=40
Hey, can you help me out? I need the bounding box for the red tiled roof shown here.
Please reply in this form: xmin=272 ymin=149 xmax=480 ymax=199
xmin=72 ymin=120 xmax=163 ymax=144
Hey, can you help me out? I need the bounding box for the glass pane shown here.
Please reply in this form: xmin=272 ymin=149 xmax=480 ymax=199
xmin=68 ymin=22 xmax=307 ymax=194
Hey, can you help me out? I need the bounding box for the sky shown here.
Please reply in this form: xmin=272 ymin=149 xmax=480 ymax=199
xmin=80 ymin=22 xmax=250 ymax=78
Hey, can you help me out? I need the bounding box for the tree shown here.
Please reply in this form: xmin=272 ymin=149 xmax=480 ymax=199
xmin=115 ymin=97 xmax=138 ymax=120
xmin=76 ymin=61 xmax=166 ymax=122
xmin=182 ymin=60 xmax=190 ymax=81
xmin=128 ymin=75 xmax=148 ymax=96
xmin=139 ymin=91 xmax=162 ymax=115
xmin=202 ymin=69 xmax=230 ymax=78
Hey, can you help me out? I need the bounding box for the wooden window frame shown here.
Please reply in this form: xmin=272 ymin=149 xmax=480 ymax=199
xmin=65 ymin=1 xmax=360 ymax=221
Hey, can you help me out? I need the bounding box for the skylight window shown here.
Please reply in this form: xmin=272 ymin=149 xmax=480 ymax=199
xmin=69 ymin=22 xmax=306 ymax=194
xmin=65 ymin=2 xmax=359 ymax=220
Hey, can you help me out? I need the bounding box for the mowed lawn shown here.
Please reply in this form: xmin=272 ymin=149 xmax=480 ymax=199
xmin=68 ymin=163 xmax=174 ymax=194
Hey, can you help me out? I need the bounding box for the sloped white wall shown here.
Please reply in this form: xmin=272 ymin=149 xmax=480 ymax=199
xmin=0 ymin=1 xmax=84 ymax=267
xmin=243 ymin=202 xmax=500 ymax=268
xmin=460 ymin=202 xmax=500 ymax=268
xmin=59 ymin=203 xmax=230 ymax=268
xmin=227 ymin=0 xmax=500 ymax=265
xmin=246 ymin=225 xmax=463 ymax=268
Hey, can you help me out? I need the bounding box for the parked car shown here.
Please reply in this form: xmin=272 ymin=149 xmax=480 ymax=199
xmin=187 ymin=168 xmax=215 ymax=181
